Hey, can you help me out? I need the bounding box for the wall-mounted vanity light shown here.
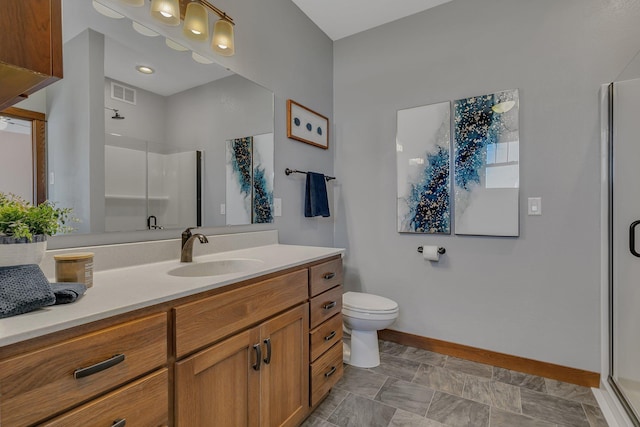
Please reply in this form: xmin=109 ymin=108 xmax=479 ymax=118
xmin=124 ymin=0 xmax=235 ymax=56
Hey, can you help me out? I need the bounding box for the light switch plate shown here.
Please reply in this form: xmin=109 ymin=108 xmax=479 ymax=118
xmin=528 ymin=197 xmax=542 ymax=215
xmin=274 ymin=198 xmax=282 ymax=217
xmin=220 ymin=203 xmax=226 ymax=215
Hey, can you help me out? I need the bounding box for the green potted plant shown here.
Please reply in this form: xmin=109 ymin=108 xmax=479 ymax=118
xmin=0 ymin=193 xmax=74 ymax=266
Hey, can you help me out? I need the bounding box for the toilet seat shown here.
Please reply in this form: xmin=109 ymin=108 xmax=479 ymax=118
xmin=343 ymin=291 xmax=398 ymax=314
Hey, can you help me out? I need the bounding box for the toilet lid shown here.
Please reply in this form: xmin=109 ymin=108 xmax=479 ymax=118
xmin=343 ymin=291 xmax=398 ymax=313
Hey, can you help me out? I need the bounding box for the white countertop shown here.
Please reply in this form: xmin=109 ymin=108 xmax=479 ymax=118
xmin=0 ymin=244 xmax=343 ymax=347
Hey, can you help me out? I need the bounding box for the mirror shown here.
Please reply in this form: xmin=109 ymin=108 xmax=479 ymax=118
xmin=8 ymin=0 xmax=274 ymax=236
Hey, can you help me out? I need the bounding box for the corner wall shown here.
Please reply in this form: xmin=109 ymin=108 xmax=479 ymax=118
xmin=333 ymin=0 xmax=640 ymax=372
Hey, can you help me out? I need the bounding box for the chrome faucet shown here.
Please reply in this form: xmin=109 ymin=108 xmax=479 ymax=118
xmin=181 ymin=227 xmax=209 ymax=263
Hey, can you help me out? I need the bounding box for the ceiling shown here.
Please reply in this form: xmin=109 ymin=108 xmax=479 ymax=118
xmin=291 ymin=0 xmax=453 ymax=41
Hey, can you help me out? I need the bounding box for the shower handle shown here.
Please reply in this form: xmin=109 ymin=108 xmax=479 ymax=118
xmin=629 ymin=220 xmax=640 ymax=257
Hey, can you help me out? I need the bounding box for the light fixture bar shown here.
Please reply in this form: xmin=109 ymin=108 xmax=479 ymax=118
xmin=198 ymin=0 xmax=234 ymax=25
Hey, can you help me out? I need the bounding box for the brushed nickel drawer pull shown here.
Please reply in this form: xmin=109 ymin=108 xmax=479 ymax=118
xmin=322 ymin=301 xmax=337 ymax=310
xmin=323 ymin=272 xmax=336 ymax=280
xmin=324 ymin=366 xmax=337 ymax=377
xmin=74 ymin=354 xmax=125 ymax=379
xmin=112 ymin=419 xmax=126 ymax=427
xmin=324 ymin=331 xmax=337 ymax=341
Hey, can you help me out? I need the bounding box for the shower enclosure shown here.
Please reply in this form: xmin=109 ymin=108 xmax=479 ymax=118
xmin=608 ymin=73 xmax=640 ymax=426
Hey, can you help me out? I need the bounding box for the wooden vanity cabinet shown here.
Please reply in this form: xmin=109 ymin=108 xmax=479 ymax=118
xmin=0 ymin=313 xmax=167 ymax=427
xmin=307 ymin=258 xmax=344 ymax=407
xmin=174 ymin=270 xmax=310 ymax=427
xmin=175 ymin=304 xmax=309 ymax=427
xmin=0 ymin=0 xmax=63 ymax=110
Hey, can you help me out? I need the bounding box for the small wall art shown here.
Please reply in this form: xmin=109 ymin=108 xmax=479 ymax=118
xmin=396 ymin=101 xmax=451 ymax=234
xmin=453 ymin=89 xmax=519 ymax=236
xmin=287 ymin=99 xmax=329 ymax=149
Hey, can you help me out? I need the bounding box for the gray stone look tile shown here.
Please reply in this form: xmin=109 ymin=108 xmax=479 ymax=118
xmin=413 ymin=364 xmax=466 ymax=396
xmin=520 ymin=388 xmax=590 ymax=427
xmin=462 ymin=375 xmax=521 ymax=413
xmin=379 ymin=340 xmax=410 ymax=356
xmin=313 ymin=388 xmax=349 ymax=420
xmin=370 ymin=353 xmax=422 ymax=382
xmin=328 ymin=393 xmax=397 ymax=427
xmin=389 ymin=409 xmax=447 ymax=427
xmin=493 ymin=367 xmax=548 ymax=392
xmin=334 ymin=366 xmax=388 ymax=399
xmin=544 ymin=378 xmax=599 ymax=406
xmin=583 ymin=403 xmax=609 ymax=427
xmin=375 ymin=377 xmax=435 ymax=416
xmin=426 ymin=391 xmax=490 ymax=427
xmin=445 ymin=357 xmax=493 ymax=379
xmin=489 ymin=408 xmax=556 ymax=427
xmin=301 ymin=416 xmax=339 ymax=427
xmin=401 ymin=347 xmax=448 ymax=367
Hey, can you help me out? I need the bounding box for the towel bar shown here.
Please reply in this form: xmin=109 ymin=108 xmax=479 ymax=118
xmin=285 ymin=168 xmax=336 ymax=181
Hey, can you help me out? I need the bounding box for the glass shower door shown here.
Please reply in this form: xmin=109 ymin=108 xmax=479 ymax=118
xmin=610 ymin=77 xmax=640 ymax=425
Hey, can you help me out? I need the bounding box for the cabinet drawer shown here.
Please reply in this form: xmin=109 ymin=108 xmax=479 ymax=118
xmin=175 ymin=269 xmax=308 ymax=357
xmin=0 ymin=313 xmax=167 ymax=427
xmin=310 ymin=313 xmax=343 ymax=362
xmin=310 ymin=285 xmax=343 ymax=329
xmin=310 ymin=342 xmax=343 ymax=406
xmin=42 ymin=369 xmax=169 ymax=427
xmin=309 ymin=258 xmax=343 ymax=297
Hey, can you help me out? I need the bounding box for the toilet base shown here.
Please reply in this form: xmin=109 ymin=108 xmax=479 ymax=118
xmin=343 ymin=330 xmax=380 ymax=368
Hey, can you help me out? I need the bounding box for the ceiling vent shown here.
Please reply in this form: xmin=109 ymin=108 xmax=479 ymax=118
xmin=111 ymin=82 xmax=136 ymax=105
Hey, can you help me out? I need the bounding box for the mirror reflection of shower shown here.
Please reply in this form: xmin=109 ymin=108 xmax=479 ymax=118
xmin=105 ymin=107 xmax=125 ymax=120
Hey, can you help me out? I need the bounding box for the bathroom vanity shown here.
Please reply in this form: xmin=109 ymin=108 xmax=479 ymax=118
xmin=0 ymin=236 xmax=343 ymax=427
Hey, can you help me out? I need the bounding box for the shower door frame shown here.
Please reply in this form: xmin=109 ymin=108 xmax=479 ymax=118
xmin=607 ymin=81 xmax=640 ymax=427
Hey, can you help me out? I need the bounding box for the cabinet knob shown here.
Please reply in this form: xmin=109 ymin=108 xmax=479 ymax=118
xmin=263 ymin=338 xmax=272 ymax=365
xmin=323 ymin=272 xmax=336 ymax=280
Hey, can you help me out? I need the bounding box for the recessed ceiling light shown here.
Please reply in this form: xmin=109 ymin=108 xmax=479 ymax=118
xmin=132 ymin=21 xmax=159 ymax=37
xmin=191 ymin=52 xmax=214 ymax=64
xmin=92 ymin=1 xmax=124 ymax=19
xmin=110 ymin=133 xmax=122 ymax=137
xmin=136 ymin=65 xmax=155 ymax=74
xmin=165 ymin=38 xmax=188 ymax=51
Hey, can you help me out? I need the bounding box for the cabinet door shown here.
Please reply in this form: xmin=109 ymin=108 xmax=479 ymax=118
xmin=260 ymin=304 xmax=309 ymax=427
xmin=175 ymin=328 xmax=261 ymax=427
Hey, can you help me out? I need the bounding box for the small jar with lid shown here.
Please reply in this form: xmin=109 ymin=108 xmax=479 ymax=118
xmin=54 ymin=252 xmax=94 ymax=288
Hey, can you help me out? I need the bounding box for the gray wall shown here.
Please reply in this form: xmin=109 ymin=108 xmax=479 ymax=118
xmin=333 ymin=0 xmax=640 ymax=372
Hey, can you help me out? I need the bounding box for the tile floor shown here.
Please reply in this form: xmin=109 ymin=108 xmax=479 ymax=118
xmin=303 ymin=340 xmax=608 ymax=427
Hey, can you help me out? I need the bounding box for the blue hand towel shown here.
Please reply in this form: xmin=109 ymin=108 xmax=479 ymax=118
xmin=305 ymin=172 xmax=330 ymax=217
xmin=50 ymin=282 xmax=87 ymax=304
xmin=0 ymin=264 xmax=56 ymax=318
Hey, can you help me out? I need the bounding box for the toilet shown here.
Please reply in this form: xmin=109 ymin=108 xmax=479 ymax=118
xmin=342 ymin=291 xmax=399 ymax=368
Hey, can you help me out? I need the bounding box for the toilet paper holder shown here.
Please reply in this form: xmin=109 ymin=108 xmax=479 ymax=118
xmin=417 ymin=246 xmax=446 ymax=255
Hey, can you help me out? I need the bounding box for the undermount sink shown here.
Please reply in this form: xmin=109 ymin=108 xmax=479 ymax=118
xmin=168 ymin=258 xmax=265 ymax=278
